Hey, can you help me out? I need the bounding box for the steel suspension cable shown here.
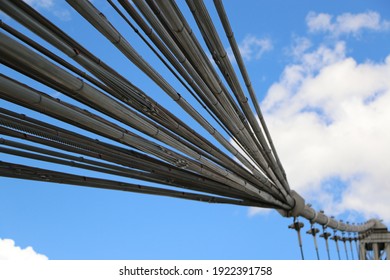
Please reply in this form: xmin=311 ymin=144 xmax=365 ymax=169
xmin=106 ymin=0 xmax=232 ymax=143
xmin=5 ymin=0 xmax=280 ymax=200
xmin=320 ymin=224 xmax=332 ymax=260
xmin=331 ymin=230 xmax=342 ymax=260
xmin=146 ymin=0 xmax=285 ymax=191
xmin=186 ymin=0 xmax=291 ymax=198
xmin=289 ymin=218 xmax=305 ymax=260
xmin=0 ymin=35 xmax=268 ymax=197
xmin=0 ymin=72 xmax=281 ymax=205
xmin=306 ymin=224 xmax=320 ymax=260
xmin=0 ymin=109 xmax=271 ymax=205
xmin=0 ymin=0 xmax=383 ymax=240
xmin=341 ymin=231 xmax=350 ymax=260
xmin=0 ymin=161 xmax=264 ymax=207
xmin=213 ymin=0 xmax=287 ymax=182
xmin=81 ymin=1 xmax=286 ymax=197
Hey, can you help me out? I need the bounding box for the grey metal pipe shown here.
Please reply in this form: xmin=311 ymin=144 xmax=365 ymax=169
xmin=0 ymin=160 xmax=266 ymax=207
xmin=65 ymin=0 xmax=288 ymax=201
xmin=0 ymin=0 xmax=383 ymax=235
xmin=0 ymin=109 xmax=265 ymax=203
xmin=0 ymin=70 xmax=276 ymax=204
xmin=0 ymin=33 xmax=260 ymax=194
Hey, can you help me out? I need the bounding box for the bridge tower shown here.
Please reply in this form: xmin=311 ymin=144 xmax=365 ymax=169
xmin=359 ymin=221 xmax=390 ymax=260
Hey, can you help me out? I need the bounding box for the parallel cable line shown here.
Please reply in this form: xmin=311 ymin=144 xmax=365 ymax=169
xmin=186 ymin=0 xmax=291 ymax=198
xmin=115 ymin=0 xmax=276 ymax=187
xmin=135 ymin=0 xmax=289 ymax=200
xmin=0 ymin=110 xmax=269 ymax=204
xmin=74 ymin=0 xmax=268 ymax=175
xmin=0 ymin=0 xmax=284 ymax=201
xmin=213 ymin=0 xmax=287 ymax=181
xmin=106 ymin=0 xmax=232 ymax=142
xmin=0 ymin=161 xmax=266 ymax=207
xmin=0 ymin=72 xmax=280 ymax=205
xmin=0 ymin=0 xmax=382 ymax=237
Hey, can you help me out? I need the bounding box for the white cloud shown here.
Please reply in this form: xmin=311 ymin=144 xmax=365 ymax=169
xmin=265 ymin=40 xmax=347 ymax=112
xmin=54 ymin=9 xmax=72 ymax=22
xmin=289 ymin=37 xmax=312 ymax=59
xmin=23 ymin=0 xmax=71 ymax=21
xmin=262 ymin=38 xmax=390 ymax=221
xmin=248 ymin=207 xmax=272 ymax=217
xmin=24 ymin=0 xmax=54 ymax=9
xmin=228 ymin=35 xmax=273 ymax=62
xmin=0 ymin=238 xmax=48 ymax=260
xmin=259 ymin=40 xmax=390 ymax=222
xmin=306 ymin=12 xmax=333 ymax=33
xmin=306 ymin=11 xmax=390 ymax=36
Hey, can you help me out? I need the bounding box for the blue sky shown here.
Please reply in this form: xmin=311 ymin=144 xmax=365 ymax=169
xmin=1 ymin=0 xmax=390 ymax=260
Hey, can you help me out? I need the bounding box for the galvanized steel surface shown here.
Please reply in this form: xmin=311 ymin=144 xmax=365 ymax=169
xmin=0 ymin=0 xmax=382 ymax=234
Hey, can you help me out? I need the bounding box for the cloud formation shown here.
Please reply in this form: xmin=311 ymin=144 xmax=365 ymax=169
xmin=23 ymin=0 xmax=71 ymax=21
xmin=261 ymin=39 xmax=390 ymax=221
xmin=306 ymin=11 xmax=390 ymax=36
xmin=228 ymin=35 xmax=273 ymax=62
xmin=0 ymin=238 xmax=48 ymax=260
xmin=24 ymin=0 xmax=54 ymax=9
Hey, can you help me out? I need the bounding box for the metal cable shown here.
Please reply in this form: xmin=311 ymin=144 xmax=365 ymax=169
xmin=0 ymin=0 xmax=382 ymax=238
xmin=307 ymin=224 xmax=320 ymax=260
xmin=289 ymin=218 xmax=305 ymax=260
xmin=0 ymin=111 xmax=268 ymax=204
xmin=0 ymin=1 xmax=286 ymax=201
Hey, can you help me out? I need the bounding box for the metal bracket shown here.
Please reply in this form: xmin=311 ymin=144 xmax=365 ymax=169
xmin=277 ymin=190 xmax=305 ymax=218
